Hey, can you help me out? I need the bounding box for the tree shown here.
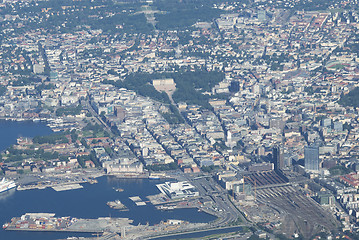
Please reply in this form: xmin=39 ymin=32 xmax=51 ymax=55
xmin=0 ymin=86 xmax=6 ymax=96
xmin=338 ymin=87 xmax=359 ymax=107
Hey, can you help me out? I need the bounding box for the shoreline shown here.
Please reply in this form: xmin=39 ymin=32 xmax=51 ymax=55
xmin=0 ymin=117 xmax=48 ymax=123
xmin=4 ymin=228 xmax=100 ymax=234
xmin=14 ymin=172 xmax=173 ymax=192
xmin=2 ymin=176 xmax=224 ymax=239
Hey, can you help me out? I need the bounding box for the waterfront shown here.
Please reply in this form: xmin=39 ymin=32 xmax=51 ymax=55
xmin=150 ymin=226 xmax=245 ymax=240
xmin=0 ymin=176 xmax=216 ymax=240
xmin=0 ymin=120 xmax=216 ymax=240
xmin=0 ymin=120 xmax=53 ymax=152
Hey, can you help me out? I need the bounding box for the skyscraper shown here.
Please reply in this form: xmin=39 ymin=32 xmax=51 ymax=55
xmin=273 ymin=146 xmax=284 ymax=171
xmin=304 ymin=145 xmax=319 ymax=171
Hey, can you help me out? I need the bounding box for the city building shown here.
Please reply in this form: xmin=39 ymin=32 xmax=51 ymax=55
xmin=305 ymin=144 xmax=320 ymax=172
xmin=156 ymin=181 xmax=199 ymax=199
xmin=272 ymin=146 xmax=284 ymax=171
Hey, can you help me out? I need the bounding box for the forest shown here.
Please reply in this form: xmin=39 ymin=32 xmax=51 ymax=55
xmin=338 ymin=87 xmax=359 ymax=107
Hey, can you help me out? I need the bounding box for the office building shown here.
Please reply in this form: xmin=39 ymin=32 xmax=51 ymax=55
xmin=273 ymin=146 xmax=284 ymax=171
xmin=305 ymin=144 xmax=319 ymax=171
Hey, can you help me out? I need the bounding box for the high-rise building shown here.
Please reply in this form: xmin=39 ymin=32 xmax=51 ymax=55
xmin=273 ymin=146 xmax=284 ymax=171
xmin=305 ymin=145 xmax=319 ymax=171
xmin=225 ymin=130 xmax=236 ymax=148
xmin=258 ymin=10 xmax=267 ymax=22
xmin=114 ymin=106 xmax=126 ymax=121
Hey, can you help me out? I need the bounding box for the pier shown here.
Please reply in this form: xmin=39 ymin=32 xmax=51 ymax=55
xmin=3 ymin=213 xmax=212 ymax=239
xmin=4 ymin=213 xmax=133 ymax=234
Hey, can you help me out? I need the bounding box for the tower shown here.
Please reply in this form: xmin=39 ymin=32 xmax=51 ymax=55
xmin=272 ymin=146 xmax=284 ymax=171
xmin=225 ymin=130 xmax=235 ymax=148
xmin=304 ymin=144 xmax=319 ymax=171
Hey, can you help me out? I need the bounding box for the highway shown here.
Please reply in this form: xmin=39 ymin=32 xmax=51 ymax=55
xmin=146 ymin=225 xmax=247 ymax=240
xmin=184 ymin=173 xmax=247 ymax=227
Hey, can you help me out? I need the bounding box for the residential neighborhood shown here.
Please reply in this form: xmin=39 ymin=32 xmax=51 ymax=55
xmin=0 ymin=0 xmax=359 ymax=239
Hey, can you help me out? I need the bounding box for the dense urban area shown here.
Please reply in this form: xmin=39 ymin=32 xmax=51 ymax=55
xmin=0 ymin=0 xmax=359 ymax=239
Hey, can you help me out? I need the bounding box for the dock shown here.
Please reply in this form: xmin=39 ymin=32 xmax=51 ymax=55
xmin=129 ymin=196 xmax=142 ymax=202
xmin=17 ymin=180 xmax=87 ymax=191
xmin=129 ymin=196 xmax=146 ymax=206
xmin=4 ymin=213 xmax=214 ymax=239
xmin=107 ymin=200 xmax=127 ymax=210
xmin=3 ymin=213 xmax=134 ymax=233
xmin=52 ymin=184 xmax=83 ymax=192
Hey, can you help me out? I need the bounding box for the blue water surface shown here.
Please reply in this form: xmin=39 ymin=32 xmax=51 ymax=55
xmin=0 ymin=121 xmax=216 ymax=240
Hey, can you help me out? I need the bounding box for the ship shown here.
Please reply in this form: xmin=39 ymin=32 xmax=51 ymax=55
xmin=0 ymin=178 xmax=16 ymax=193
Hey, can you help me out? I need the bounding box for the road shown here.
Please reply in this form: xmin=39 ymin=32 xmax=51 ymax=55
xmin=78 ymin=102 xmax=250 ymax=237
xmin=82 ymin=99 xmax=113 ymax=134
xmin=146 ymin=225 xmax=247 ymax=240
xmin=184 ymin=173 xmax=247 ymax=227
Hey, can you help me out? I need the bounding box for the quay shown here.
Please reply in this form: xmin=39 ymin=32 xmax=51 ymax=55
xmin=3 ymin=213 xmax=212 ymax=239
xmin=3 ymin=213 xmax=133 ymax=233
xmin=52 ymin=183 xmax=83 ymax=192
xmin=17 ymin=180 xmax=87 ymax=191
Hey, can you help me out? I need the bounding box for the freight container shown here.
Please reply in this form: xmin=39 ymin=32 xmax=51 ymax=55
xmin=29 ymin=224 xmax=37 ymax=229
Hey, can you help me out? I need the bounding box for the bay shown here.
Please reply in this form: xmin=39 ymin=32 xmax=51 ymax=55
xmin=0 ymin=176 xmax=216 ymax=240
xmin=0 ymin=120 xmax=53 ymax=152
xmin=0 ymin=121 xmax=216 ymax=240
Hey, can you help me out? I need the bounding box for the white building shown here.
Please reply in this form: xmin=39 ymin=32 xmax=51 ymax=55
xmin=156 ymin=181 xmax=199 ymax=199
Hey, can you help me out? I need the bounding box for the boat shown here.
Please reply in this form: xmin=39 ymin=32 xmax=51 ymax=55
xmin=2 ymin=223 xmax=9 ymax=229
xmin=0 ymin=178 xmax=16 ymax=193
xmin=149 ymin=174 xmax=160 ymax=180
xmin=113 ymin=187 xmax=124 ymax=192
xmin=89 ymin=179 xmax=98 ymax=184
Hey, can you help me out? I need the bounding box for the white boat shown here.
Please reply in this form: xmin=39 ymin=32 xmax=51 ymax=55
xmin=148 ymin=174 xmax=160 ymax=180
xmin=0 ymin=178 xmax=16 ymax=193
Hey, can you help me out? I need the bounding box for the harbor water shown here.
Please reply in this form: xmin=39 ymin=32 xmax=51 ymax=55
xmin=0 ymin=120 xmax=53 ymax=152
xmin=0 ymin=176 xmax=216 ymax=240
xmin=0 ymin=121 xmax=216 ymax=240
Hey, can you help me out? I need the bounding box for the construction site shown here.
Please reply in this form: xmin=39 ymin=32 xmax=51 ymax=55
xmin=232 ymin=170 xmax=339 ymax=239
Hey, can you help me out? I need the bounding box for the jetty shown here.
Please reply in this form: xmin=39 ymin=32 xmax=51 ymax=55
xmin=129 ymin=196 xmax=146 ymax=206
xmin=106 ymin=200 xmax=127 ymax=210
